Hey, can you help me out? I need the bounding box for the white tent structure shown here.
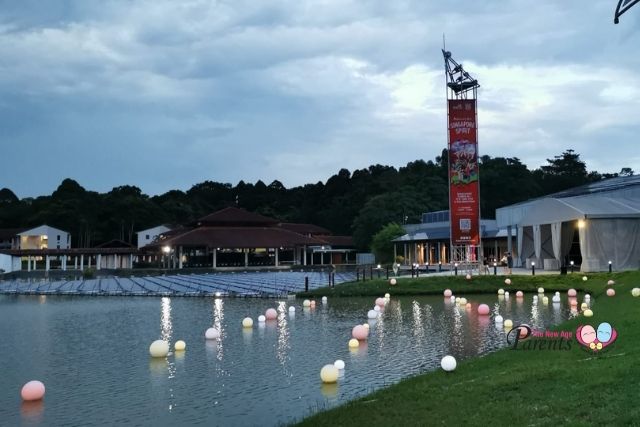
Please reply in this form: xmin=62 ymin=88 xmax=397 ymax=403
xmin=496 ymin=175 xmax=640 ymax=272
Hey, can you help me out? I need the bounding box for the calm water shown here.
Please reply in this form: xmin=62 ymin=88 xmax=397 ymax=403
xmin=0 ymin=293 xmax=576 ymax=426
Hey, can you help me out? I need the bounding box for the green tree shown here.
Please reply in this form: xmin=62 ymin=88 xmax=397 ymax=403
xmin=371 ymin=223 xmax=405 ymax=264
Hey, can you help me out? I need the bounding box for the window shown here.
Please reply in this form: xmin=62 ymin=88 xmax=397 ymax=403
xmin=146 ymin=234 xmax=150 ymax=240
xmin=57 ymin=244 xmax=60 ymax=249
xmin=57 ymin=235 xmax=60 ymax=241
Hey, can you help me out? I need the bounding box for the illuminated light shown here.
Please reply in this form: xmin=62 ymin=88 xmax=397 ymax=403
xmin=303 ymin=300 xmax=311 ymax=308
xmin=162 ymin=246 xmax=171 ymax=254
xmin=516 ymin=291 xmax=524 ymax=298
xmin=367 ymin=310 xmax=378 ymax=319
xmin=174 ymin=340 xmax=186 ymax=351
xmin=320 ymin=364 xmax=339 ymax=383
xmin=538 ymin=287 xmax=544 ymax=293
xmin=384 ymin=293 xmax=390 ymax=299
xmin=242 ymin=317 xmax=253 ymax=328
xmin=348 ymin=338 xmax=359 ymax=348
xmin=498 ymin=289 xmax=505 ymax=295
xmin=504 ymin=319 xmax=513 ymax=328
xmin=389 ymin=278 xmax=397 ymax=286
xmin=582 ymin=276 xmax=588 ymax=281
xmin=631 ymin=288 xmax=640 ymax=297
xmin=607 ymin=280 xmax=615 ymax=286
xmin=583 ymin=309 xmax=594 ymax=317
xmin=21 ymin=381 xmax=45 ymax=401
xmin=205 ymin=328 xmax=220 ymax=340
xmin=568 ymin=289 xmax=577 ymax=297
xmin=441 ymin=356 xmax=457 ymax=372
xmin=375 ymin=298 xmax=385 ymax=307
xmin=444 ymin=289 xmax=452 ymax=297
xmin=149 ymin=340 xmax=169 ymax=358
xmin=265 ymin=308 xmax=277 ymax=320
xmin=258 ymin=315 xmax=266 ymax=323
xmin=477 ymin=304 xmax=490 ymax=315
xmin=606 ymin=289 xmax=616 ymax=297
xmin=334 ymin=359 xmax=345 ymax=370
xmin=504 ymin=279 xmax=511 ymax=285
xmin=494 ymin=315 xmax=504 ymax=323
xmin=578 ymin=220 xmax=586 ymax=229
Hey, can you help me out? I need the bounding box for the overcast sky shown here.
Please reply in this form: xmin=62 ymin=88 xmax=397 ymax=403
xmin=1 ymin=1 xmax=639 ymax=197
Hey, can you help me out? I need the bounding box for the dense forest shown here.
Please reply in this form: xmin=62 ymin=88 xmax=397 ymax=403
xmin=0 ymin=149 xmax=633 ymax=250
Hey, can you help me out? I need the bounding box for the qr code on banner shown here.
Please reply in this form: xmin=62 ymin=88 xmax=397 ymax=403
xmin=459 ymin=218 xmax=471 ymax=231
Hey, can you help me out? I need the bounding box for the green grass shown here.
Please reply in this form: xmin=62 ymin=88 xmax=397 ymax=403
xmin=296 ymin=271 xmax=640 ymax=426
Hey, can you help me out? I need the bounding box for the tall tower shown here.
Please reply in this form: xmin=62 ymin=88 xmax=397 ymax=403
xmin=442 ymin=50 xmax=481 ymax=266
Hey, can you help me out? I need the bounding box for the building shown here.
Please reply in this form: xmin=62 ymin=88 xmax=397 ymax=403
xmin=393 ymin=210 xmax=508 ymax=267
xmin=0 ymin=225 xmax=70 ymax=250
xmin=136 ymin=225 xmax=173 ymax=249
xmin=146 ymin=206 xmax=355 ymax=268
xmin=496 ymin=175 xmax=640 ymax=272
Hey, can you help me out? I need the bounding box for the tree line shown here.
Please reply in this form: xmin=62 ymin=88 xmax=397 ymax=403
xmin=0 ymin=149 xmax=632 ymax=250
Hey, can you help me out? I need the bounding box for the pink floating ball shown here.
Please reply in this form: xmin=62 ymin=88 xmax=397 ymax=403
xmin=504 ymin=278 xmax=511 ymax=285
xmin=567 ymin=289 xmax=577 ymax=297
xmin=21 ymin=381 xmax=45 ymax=401
xmin=516 ymin=291 xmax=524 ymax=298
xmin=477 ymin=304 xmax=490 ymax=315
xmin=352 ymin=324 xmax=369 ymax=340
xmin=310 ymin=300 xmax=316 ymax=307
xmin=265 ymin=308 xmax=277 ymax=320
xmin=375 ymin=297 xmax=385 ymax=307
xmin=389 ymin=278 xmax=397 ymax=286
xmin=444 ymin=289 xmax=452 ymax=298
xmin=607 ymin=289 xmax=616 ymax=297
xmin=570 ymin=298 xmax=578 ymax=306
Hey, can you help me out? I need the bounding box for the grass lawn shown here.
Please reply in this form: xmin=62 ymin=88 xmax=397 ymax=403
xmin=296 ymin=271 xmax=640 ymax=426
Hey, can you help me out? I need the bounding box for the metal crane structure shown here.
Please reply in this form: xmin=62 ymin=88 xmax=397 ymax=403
xmin=614 ymin=0 xmax=639 ymax=24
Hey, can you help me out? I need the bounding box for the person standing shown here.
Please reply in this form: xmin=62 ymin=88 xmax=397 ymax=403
xmin=507 ymin=252 xmax=513 ymax=275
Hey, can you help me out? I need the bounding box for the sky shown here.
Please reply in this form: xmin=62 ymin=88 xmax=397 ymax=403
xmin=1 ymin=0 xmax=639 ymax=198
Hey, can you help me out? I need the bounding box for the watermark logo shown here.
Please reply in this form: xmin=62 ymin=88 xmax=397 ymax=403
xmin=575 ymin=322 xmax=618 ymax=352
xmin=506 ymin=324 xmax=573 ymax=351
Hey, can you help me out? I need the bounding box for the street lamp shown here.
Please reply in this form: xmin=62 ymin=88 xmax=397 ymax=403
xmin=493 ymin=261 xmax=497 ymax=276
xmin=162 ymin=246 xmax=171 ymax=269
xmin=531 ymin=261 xmax=536 ymax=276
xmin=570 ymin=260 xmax=574 ymax=274
xmin=608 ymin=260 xmax=612 ymax=273
xmin=454 ymin=262 xmax=458 ymax=276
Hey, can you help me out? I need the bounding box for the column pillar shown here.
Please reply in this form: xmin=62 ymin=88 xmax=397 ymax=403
xmin=507 ymin=225 xmax=513 ymax=255
xmin=213 ymin=248 xmax=217 ymax=268
xmin=393 ymin=244 xmax=397 ymax=262
xmin=320 ymin=251 xmax=324 ymax=265
xmin=275 ymin=248 xmax=279 ymax=267
xmin=129 ymin=254 xmax=133 ymax=269
xmin=27 ymin=256 xmax=32 ymax=272
xmin=45 ymin=255 xmax=50 ymax=271
xmin=437 ymin=242 xmax=441 ymax=263
xmin=62 ymin=255 xmax=67 ymax=271
xmin=244 ymin=250 xmax=248 ymax=267
xmin=178 ymin=246 xmax=183 ymax=269
xmin=97 ymin=254 xmax=102 ymax=270
xmin=303 ymin=246 xmax=307 ymax=266
xmin=88 ymin=255 xmax=92 ymax=269
xmin=74 ymin=256 xmax=78 ymax=270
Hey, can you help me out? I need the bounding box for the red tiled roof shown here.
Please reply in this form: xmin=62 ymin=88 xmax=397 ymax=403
xmin=151 ymin=226 xmax=322 ymax=248
xmin=196 ymin=207 xmax=279 ymax=226
xmin=315 ymin=235 xmax=354 ymax=247
xmin=278 ymin=223 xmax=331 ymax=235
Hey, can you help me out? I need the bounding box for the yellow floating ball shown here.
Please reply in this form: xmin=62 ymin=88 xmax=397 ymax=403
xmin=631 ymin=288 xmax=640 ymax=297
xmin=583 ymin=309 xmax=593 ymax=317
xmin=174 ymin=340 xmax=186 ymax=351
xmin=320 ymin=364 xmax=339 ymax=383
xmin=504 ymin=319 xmax=513 ymax=328
xmin=149 ymin=340 xmax=170 ymax=358
xmin=348 ymin=338 xmax=359 ymax=348
xmin=242 ymin=317 xmax=254 ymax=328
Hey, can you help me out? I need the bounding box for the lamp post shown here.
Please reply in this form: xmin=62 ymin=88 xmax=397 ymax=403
xmin=377 ymin=264 xmax=381 ymax=279
xmin=493 ymin=262 xmax=497 ymax=276
xmin=438 ymin=261 xmax=442 ymax=272
xmin=608 ymin=260 xmax=612 ymax=273
xmin=531 ymin=261 xmax=536 ymax=276
xmin=162 ymin=245 xmax=171 ymax=269
xmin=570 ymin=260 xmax=574 ymax=274
xmin=454 ymin=262 xmax=458 ymax=276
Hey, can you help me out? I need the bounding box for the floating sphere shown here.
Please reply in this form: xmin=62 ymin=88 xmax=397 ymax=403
xmin=174 ymin=340 xmax=186 ymax=351
xmin=465 ymin=303 xmax=472 ymax=310
xmin=568 ymin=289 xmax=577 ymax=297
xmin=584 ymin=294 xmax=591 ymax=300
xmin=494 ymin=315 xmax=504 ymax=323
xmin=373 ymin=305 xmax=381 ymax=312
xmin=537 ymin=287 xmax=544 ymax=293
xmin=303 ymin=300 xmax=311 ymax=307
xmin=449 ymin=295 xmax=456 ymax=302
xmin=205 ymin=328 xmax=220 ymax=340
xmin=21 ymin=381 xmax=45 ymax=402
xmin=465 ymin=274 xmax=471 ymax=280
xmin=498 ymin=289 xmax=505 ymax=295
xmin=363 ymin=323 xmax=370 ymax=330
xmin=542 ymin=296 xmax=549 ymax=305
xmin=552 ymin=295 xmax=561 ymax=303
xmin=310 ymin=300 xmax=316 ymax=307
xmin=320 ymin=364 xmax=339 ymax=383
xmin=348 ymin=338 xmax=359 ymax=348
xmin=504 ymin=319 xmax=513 ymax=328
xmin=581 ymin=302 xmax=588 ymax=311
xmin=584 ymin=309 xmax=594 ymax=317
xmin=444 ymin=289 xmax=452 ymax=298
xmin=477 ymin=304 xmax=490 ymax=315
xmin=459 ymin=297 xmax=468 ymax=305
xmin=582 ymin=276 xmax=588 ymax=281
xmin=367 ymin=309 xmax=378 ymax=319
xmin=334 ymin=359 xmax=345 ymax=370
xmin=375 ymin=298 xmax=386 ymax=307
xmin=606 ymin=288 xmax=616 ymax=297
xmin=352 ymin=325 xmax=369 ymax=340
xmin=384 ymin=293 xmax=390 ymax=299
xmin=389 ymin=278 xmax=397 ymax=286
xmin=607 ymin=280 xmax=615 ymax=286
xmin=632 ymin=288 xmax=640 ymax=297
xmin=516 ymin=291 xmax=524 ymax=298
xmin=265 ymin=308 xmax=278 ymax=320
xmin=533 ymin=295 xmax=538 ymax=302
xmin=570 ymin=299 xmax=578 ymax=306
xmin=441 ymin=355 xmax=457 ymax=372
xmin=322 ymin=296 xmax=328 ymax=304
xmin=455 ymin=297 xmax=461 ymax=303
xmin=242 ymin=317 xmax=253 ymax=328
xmin=149 ymin=340 xmax=170 ymax=358
xmin=258 ymin=315 xmax=266 ymax=323
xmin=504 ymin=278 xmax=512 ymax=285
xmin=504 ymin=292 xmax=509 ymax=298
xmin=289 ymin=306 xmax=296 ymax=313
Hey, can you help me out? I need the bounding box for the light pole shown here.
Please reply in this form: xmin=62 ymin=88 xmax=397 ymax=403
xmin=608 ymin=260 xmax=612 ymax=273
xmin=493 ymin=261 xmax=497 ymax=276
xmin=162 ymin=245 xmax=171 ymax=269
xmin=531 ymin=261 xmax=536 ymax=276
xmin=454 ymin=262 xmax=458 ymax=276
xmin=570 ymin=260 xmax=574 ymax=274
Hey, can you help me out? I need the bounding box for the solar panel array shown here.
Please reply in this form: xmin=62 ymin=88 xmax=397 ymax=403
xmin=0 ymin=271 xmax=357 ymax=297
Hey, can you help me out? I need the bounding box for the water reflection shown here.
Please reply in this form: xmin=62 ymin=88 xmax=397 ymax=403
xmin=21 ymin=400 xmax=44 ymax=424
xmin=320 ymin=383 xmax=339 ymax=399
xmin=161 ymin=297 xmax=172 ymax=342
xmin=213 ymin=298 xmax=224 ymax=361
xmin=276 ymin=302 xmax=290 ymax=368
xmin=412 ymin=301 xmax=425 ymax=340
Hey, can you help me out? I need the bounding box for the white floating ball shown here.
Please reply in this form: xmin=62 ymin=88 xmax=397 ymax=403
xmin=444 ymin=289 xmax=452 ymax=297
xmin=384 ymin=293 xmax=390 ymax=299
xmin=533 ymin=295 xmax=538 ymax=302
xmin=504 ymin=278 xmax=511 ymax=285
xmin=504 ymin=291 xmax=509 ymax=298
xmin=149 ymin=340 xmax=170 ymax=358
xmin=258 ymin=315 xmax=266 ymax=323
xmin=441 ymin=355 xmax=457 ymax=372
xmin=494 ymin=315 xmax=504 ymax=323
xmin=584 ymin=294 xmax=591 ymax=300
xmin=389 ymin=278 xmax=397 ymax=286
xmin=21 ymin=381 xmax=45 ymax=401
xmin=516 ymin=291 xmax=523 ymax=298
xmin=607 ymin=280 xmax=615 ymax=286
xmin=498 ymin=289 xmax=505 ymax=295
xmin=632 ymin=288 xmax=640 ymax=297
xmin=242 ymin=317 xmax=253 ymax=328
xmin=174 ymin=340 xmax=186 ymax=351
xmin=367 ymin=309 xmax=379 ymax=319
xmin=582 ymin=276 xmax=588 ymax=281
xmin=606 ymin=289 xmax=615 ymax=297
xmin=537 ymin=287 xmax=544 ymax=293
xmin=205 ymin=328 xmax=220 ymax=340
xmin=465 ymin=274 xmax=471 ymax=280
xmin=322 ymin=296 xmax=328 ymax=304
xmin=552 ymin=295 xmax=561 ymax=303
xmin=303 ymin=299 xmax=311 ymax=307
xmin=265 ymin=308 xmax=277 ymax=320
xmin=320 ymin=364 xmax=339 ymax=383
xmin=504 ymin=319 xmax=513 ymax=328
xmin=449 ymin=295 xmax=456 ymax=302
xmin=289 ymin=306 xmax=296 ymax=313
xmin=334 ymin=359 xmax=345 ymax=370
xmin=373 ymin=305 xmax=381 ymax=312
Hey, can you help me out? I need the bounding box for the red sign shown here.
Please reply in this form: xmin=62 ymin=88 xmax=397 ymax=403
xmin=448 ymin=99 xmax=480 ymax=245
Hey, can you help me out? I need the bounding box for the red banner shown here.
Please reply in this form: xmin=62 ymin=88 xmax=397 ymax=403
xmin=448 ymin=99 xmax=480 ymax=245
